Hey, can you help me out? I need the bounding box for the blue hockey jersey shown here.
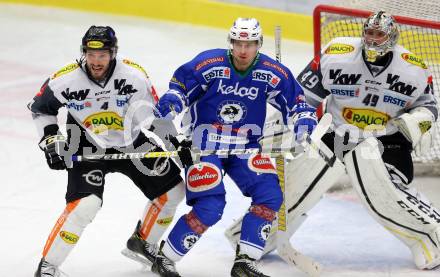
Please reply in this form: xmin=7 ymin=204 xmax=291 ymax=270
xmin=168 ymin=48 xmax=304 ymax=149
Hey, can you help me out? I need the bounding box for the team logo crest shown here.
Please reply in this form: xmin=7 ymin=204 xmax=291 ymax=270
xmin=217 ymin=100 xmax=247 ymax=124
xmin=258 ymin=223 xmax=272 ymax=242
xmin=187 ymin=162 xmax=222 ymax=192
xmin=181 ymin=232 xmax=200 ymax=250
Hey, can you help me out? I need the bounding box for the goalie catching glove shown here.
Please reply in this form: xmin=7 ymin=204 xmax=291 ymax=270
xmin=392 ymin=107 xmax=436 ymax=156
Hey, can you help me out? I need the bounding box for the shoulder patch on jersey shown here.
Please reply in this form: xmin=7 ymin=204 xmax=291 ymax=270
xmin=195 ymin=56 xmax=225 ymax=71
xmin=51 ymin=63 xmax=80 ymax=80
xmin=401 ymin=53 xmax=427 ymax=69
xmin=122 ymin=59 xmax=149 ymax=77
xmin=262 ymin=61 xmax=288 ymax=79
xmin=324 ymin=43 xmax=355 ymax=55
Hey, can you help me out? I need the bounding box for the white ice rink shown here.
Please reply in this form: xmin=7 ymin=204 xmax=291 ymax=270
xmin=1 ymin=3 xmax=439 ymax=277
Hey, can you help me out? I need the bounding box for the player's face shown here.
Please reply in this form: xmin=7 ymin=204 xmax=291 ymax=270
xmin=364 ymin=28 xmax=388 ymax=46
xmin=85 ymin=50 xmax=112 ymax=81
xmin=231 ymin=40 xmax=259 ymax=70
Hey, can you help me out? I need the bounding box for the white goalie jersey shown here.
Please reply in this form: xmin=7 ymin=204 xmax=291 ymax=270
xmin=298 ymin=37 xmax=438 ymax=140
xmin=28 ymin=57 xmax=159 ymax=148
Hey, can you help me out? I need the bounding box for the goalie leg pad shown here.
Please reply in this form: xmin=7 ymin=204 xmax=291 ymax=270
xmin=344 ymin=137 xmax=440 ymax=269
xmin=42 ymin=194 xmax=102 ymax=265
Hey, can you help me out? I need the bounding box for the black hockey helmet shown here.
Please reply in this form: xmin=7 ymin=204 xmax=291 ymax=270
xmin=81 ymin=25 xmax=118 ymax=58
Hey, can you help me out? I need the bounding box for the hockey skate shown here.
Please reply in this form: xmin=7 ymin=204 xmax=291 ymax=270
xmin=231 ymin=246 xmax=270 ymax=277
xmin=121 ymin=220 xmax=158 ymax=267
xmin=151 ymin=240 xmax=181 ymax=277
xmin=34 ymin=259 xmax=61 ymax=277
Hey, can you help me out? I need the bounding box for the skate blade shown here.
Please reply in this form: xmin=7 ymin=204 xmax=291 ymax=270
xmin=121 ymin=248 xmax=153 ymax=268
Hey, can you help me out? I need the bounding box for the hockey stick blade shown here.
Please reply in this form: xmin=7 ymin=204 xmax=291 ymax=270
xmin=277 ymin=240 xmax=322 ymax=277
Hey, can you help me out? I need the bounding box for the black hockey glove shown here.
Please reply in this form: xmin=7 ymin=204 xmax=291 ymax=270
xmin=168 ymin=135 xmax=194 ymax=168
xmin=39 ymin=134 xmax=68 ymax=170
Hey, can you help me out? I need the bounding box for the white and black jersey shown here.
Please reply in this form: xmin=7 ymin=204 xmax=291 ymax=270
xmin=28 ymin=56 xmax=160 ymax=148
xmin=298 ymin=37 xmax=438 ymax=141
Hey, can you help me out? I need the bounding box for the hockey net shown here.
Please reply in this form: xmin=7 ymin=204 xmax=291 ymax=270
xmin=314 ymin=3 xmax=440 ymax=175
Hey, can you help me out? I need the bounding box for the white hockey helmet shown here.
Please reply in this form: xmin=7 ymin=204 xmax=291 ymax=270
xmin=228 ymin=17 xmax=263 ymax=48
xmin=362 ymin=11 xmax=399 ymax=62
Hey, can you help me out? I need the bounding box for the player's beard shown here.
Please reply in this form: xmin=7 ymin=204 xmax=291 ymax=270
xmin=88 ymin=63 xmax=109 ymax=81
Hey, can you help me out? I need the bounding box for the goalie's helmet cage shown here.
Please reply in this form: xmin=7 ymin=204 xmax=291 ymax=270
xmin=81 ymin=25 xmax=118 ymax=59
xmin=228 ymin=17 xmax=263 ymax=48
xmin=362 ymin=11 xmax=399 ymax=62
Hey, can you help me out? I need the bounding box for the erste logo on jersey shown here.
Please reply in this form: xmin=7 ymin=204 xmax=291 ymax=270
xmin=343 ymin=107 xmax=389 ymax=130
xmin=252 ymin=70 xmax=281 ymax=88
xmin=83 ymin=111 xmax=124 ymax=134
xmin=324 ymin=43 xmax=355 ymax=55
xmin=217 ymin=79 xmax=258 ymax=100
xmin=248 ymin=154 xmax=276 ymax=174
xmin=401 ymin=53 xmax=427 ymax=69
xmin=186 ymin=162 xmax=221 ymax=192
xmin=202 ymin=66 xmax=231 ymax=82
xmin=386 ymin=74 xmax=417 ymax=96
xmin=67 ymin=101 xmax=92 ymax=111
xmin=216 ymin=100 xmax=247 ymax=124
xmin=329 ymin=69 xmax=361 ymax=85
xmin=330 ymin=88 xmax=359 ymax=97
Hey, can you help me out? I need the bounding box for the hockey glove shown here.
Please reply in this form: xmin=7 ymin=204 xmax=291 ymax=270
xmin=39 ymin=134 xmax=68 ymax=170
xmin=156 ymin=91 xmax=184 ymax=119
xmin=168 ymin=134 xmax=193 ymax=168
xmin=292 ymin=103 xmax=318 ymax=143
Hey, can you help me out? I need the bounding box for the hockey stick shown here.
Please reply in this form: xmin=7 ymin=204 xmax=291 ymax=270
xmin=273 ymin=25 xmax=322 ymax=276
xmin=71 ymin=146 xmax=303 ymax=162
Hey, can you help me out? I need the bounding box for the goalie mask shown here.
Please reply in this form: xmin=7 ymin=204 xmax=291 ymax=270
xmin=362 ymin=11 xmax=399 ymax=62
xmin=227 ymin=17 xmax=263 ymax=48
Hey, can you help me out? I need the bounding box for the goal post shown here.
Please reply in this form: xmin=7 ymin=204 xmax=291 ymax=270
xmin=313 ymin=4 xmax=440 ymax=174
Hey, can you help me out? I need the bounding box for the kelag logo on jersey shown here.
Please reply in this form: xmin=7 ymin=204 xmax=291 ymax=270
xmin=386 ymin=74 xmax=417 ymax=96
xmin=202 ymin=66 xmax=230 ymax=82
xmin=329 ymin=69 xmax=361 ymax=85
xmin=83 ymin=111 xmax=124 ymax=134
xmin=216 ymin=100 xmax=247 ymax=124
xmin=343 ymin=107 xmax=389 ymax=130
xmin=217 ymin=79 xmax=258 ymax=100
xmin=61 ymin=88 xmax=90 ymax=101
xmin=114 ymin=79 xmax=137 ymax=95
xmin=252 ymin=70 xmax=281 ymax=88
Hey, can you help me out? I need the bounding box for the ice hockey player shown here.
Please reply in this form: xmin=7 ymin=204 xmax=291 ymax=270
xmin=236 ymin=10 xmax=440 ymax=270
xmin=151 ymin=17 xmax=318 ymax=277
xmin=28 ymin=26 xmax=186 ymax=276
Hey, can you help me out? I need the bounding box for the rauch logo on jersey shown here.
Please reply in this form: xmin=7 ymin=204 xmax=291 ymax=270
xmin=59 ymin=231 xmax=79 ymax=244
xmin=386 ymin=74 xmax=417 ymax=96
xmin=343 ymin=108 xmax=389 ymax=130
xmin=329 ymin=69 xmax=361 ymax=85
xmin=83 ymin=112 xmax=124 ymax=134
xmin=202 ymin=66 xmax=231 ymax=82
xmin=324 ymin=43 xmax=355 ymax=54
xmin=401 ymin=53 xmax=427 ymax=69
xmin=217 ymin=79 xmax=258 ymax=100
xmin=186 ymin=162 xmax=221 ymax=192
xmin=61 ymin=88 xmax=90 ymax=101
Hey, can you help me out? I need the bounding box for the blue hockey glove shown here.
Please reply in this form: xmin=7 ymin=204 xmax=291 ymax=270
xmin=156 ymin=92 xmax=184 ymax=119
xmin=292 ymin=103 xmax=318 ymax=143
xmin=39 ymin=134 xmax=68 ymax=170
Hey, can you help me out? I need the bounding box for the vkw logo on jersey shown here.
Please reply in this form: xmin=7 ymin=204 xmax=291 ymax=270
xmin=343 ymin=107 xmax=389 ymax=130
xmin=82 ymin=169 xmax=103 ymax=186
xmin=181 ymin=232 xmax=200 ymax=251
xmin=61 ymin=88 xmax=90 ymax=101
xmin=329 ymin=69 xmax=361 ymax=85
xmin=248 ymin=154 xmax=276 ymax=174
xmin=114 ymin=79 xmax=138 ymax=95
xmin=216 ymin=100 xmax=247 ymax=124
xmin=83 ymin=112 xmax=124 ymax=134
xmin=252 ymin=70 xmax=281 ymax=88
xmin=386 ymin=74 xmax=417 ymax=96
xmin=258 ymin=223 xmax=272 ymax=242
xmin=202 ymin=66 xmax=231 ymax=82
xmin=186 ymin=162 xmax=221 ymax=192
xmin=217 ymin=79 xmax=259 ymax=100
